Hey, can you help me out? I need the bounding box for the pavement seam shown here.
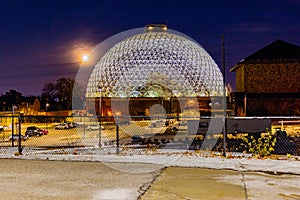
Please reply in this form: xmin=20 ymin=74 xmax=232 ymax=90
xmin=240 ymin=171 xmax=249 ymax=200
xmin=137 ymin=166 xmax=167 ymax=199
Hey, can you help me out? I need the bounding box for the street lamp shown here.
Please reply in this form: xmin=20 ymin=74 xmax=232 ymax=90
xmin=11 ymin=105 xmax=15 ymax=147
xmin=46 ymin=103 xmax=49 ymax=129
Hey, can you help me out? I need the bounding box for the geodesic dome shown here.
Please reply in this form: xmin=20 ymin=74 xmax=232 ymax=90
xmin=86 ymin=24 xmax=223 ymax=98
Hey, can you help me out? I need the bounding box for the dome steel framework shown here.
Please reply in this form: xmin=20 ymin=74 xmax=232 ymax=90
xmin=86 ymin=25 xmax=223 ymax=98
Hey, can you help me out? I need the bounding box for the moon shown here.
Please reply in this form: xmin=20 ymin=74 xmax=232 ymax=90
xmin=82 ymin=55 xmax=89 ymax=62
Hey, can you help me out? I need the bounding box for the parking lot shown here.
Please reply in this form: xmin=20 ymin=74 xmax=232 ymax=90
xmin=1 ymin=119 xmax=300 ymax=156
xmin=0 ymin=121 xmax=187 ymax=148
xmin=1 ymin=124 xmax=114 ymax=148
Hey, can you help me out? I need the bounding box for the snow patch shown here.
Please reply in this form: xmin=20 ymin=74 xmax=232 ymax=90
xmin=93 ymin=189 xmax=136 ymax=200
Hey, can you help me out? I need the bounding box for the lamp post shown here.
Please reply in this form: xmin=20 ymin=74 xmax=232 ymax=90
xmin=98 ymin=87 xmax=102 ymax=148
xmin=46 ymin=103 xmax=49 ymax=129
xmin=11 ymin=105 xmax=18 ymax=147
xmin=83 ymin=101 xmax=86 ymax=138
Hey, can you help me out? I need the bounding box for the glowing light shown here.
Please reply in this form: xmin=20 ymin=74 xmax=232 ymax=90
xmin=82 ymin=55 xmax=89 ymax=62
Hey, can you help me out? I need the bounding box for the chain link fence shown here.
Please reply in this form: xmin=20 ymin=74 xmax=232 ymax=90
xmin=1 ymin=115 xmax=299 ymax=156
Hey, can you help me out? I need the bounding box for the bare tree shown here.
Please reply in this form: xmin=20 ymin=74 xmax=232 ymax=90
xmin=41 ymin=78 xmax=83 ymax=111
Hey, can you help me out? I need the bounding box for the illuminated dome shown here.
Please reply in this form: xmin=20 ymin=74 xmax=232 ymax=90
xmin=86 ymin=24 xmax=223 ymax=98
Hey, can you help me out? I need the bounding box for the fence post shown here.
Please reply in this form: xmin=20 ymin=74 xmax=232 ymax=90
xmin=98 ymin=116 xmax=102 ymax=148
xmin=116 ymin=117 xmax=119 ymax=154
xmin=223 ymin=117 xmax=227 ymax=157
xmin=11 ymin=108 xmax=14 ymax=147
xmin=83 ymin=115 xmax=86 ymax=138
xmin=18 ymin=116 xmax=22 ymax=154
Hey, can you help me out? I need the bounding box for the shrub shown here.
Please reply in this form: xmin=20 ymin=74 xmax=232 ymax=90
xmin=241 ymin=130 xmax=276 ymax=157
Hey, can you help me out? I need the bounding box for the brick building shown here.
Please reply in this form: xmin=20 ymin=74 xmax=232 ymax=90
xmin=230 ymin=40 xmax=300 ymax=116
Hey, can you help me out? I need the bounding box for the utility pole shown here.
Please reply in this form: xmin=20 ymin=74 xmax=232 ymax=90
xmin=222 ymin=33 xmax=227 ymax=157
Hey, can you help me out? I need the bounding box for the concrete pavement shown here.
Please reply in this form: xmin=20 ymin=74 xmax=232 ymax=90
xmin=0 ymin=158 xmax=300 ymax=200
xmin=0 ymin=159 xmax=161 ymax=200
xmin=141 ymin=167 xmax=300 ymax=200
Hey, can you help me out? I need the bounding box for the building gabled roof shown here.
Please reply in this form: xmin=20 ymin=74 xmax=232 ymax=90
xmin=230 ymin=39 xmax=300 ymax=72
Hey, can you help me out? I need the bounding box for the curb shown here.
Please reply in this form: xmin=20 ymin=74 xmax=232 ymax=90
xmin=1 ymin=153 xmax=299 ymax=175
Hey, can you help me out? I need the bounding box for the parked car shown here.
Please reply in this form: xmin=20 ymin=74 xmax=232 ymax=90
xmin=55 ymin=123 xmax=69 ymax=130
xmin=25 ymin=126 xmax=48 ymax=136
xmin=171 ymin=120 xmax=188 ymax=131
xmin=86 ymin=124 xmax=104 ymax=131
xmin=67 ymin=122 xmax=76 ymax=128
xmin=131 ymin=135 xmax=145 ymax=144
xmin=38 ymin=128 xmax=49 ymax=135
xmin=9 ymin=134 xmax=28 ymax=141
xmin=118 ymin=120 xmax=130 ymax=125
xmin=25 ymin=130 xmax=41 ymax=137
xmin=178 ymin=121 xmax=187 ymax=126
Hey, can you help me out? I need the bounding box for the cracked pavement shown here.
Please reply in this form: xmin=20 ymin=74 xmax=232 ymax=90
xmin=0 ymin=159 xmax=161 ymax=200
xmin=0 ymin=159 xmax=300 ymax=200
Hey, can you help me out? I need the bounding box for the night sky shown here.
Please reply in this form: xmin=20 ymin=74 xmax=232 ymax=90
xmin=0 ymin=0 xmax=299 ymax=96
